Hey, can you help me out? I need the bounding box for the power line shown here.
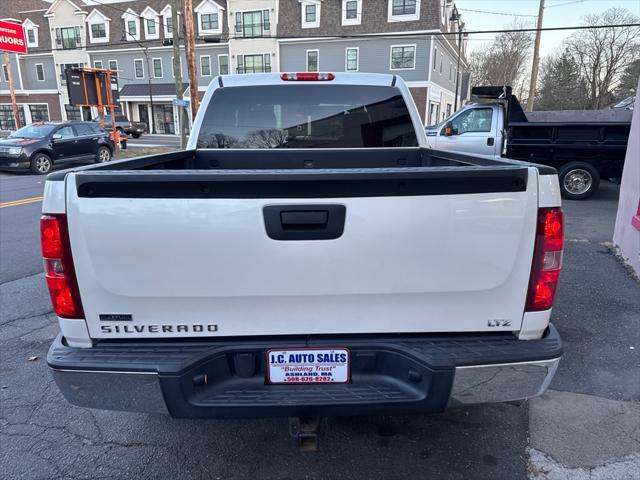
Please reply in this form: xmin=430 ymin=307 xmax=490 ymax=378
xmin=458 ymin=8 xmax=537 ymax=18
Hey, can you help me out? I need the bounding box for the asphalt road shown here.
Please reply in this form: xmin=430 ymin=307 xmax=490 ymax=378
xmin=0 ymin=176 xmax=638 ymax=480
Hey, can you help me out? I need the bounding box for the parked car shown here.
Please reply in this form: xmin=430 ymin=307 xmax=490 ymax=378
xmin=0 ymin=122 xmax=115 ymax=174
xmin=93 ymin=114 xmax=146 ymax=138
xmin=43 ymin=73 xmax=563 ymax=446
xmin=425 ymin=86 xmax=631 ymax=199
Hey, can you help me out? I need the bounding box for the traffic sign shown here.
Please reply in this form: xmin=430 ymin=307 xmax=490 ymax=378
xmin=0 ymin=20 xmax=27 ymax=54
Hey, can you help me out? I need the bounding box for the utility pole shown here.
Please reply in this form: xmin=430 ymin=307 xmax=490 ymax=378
xmin=526 ymin=0 xmax=545 ymax=111
xmin=183 ymin=0 xmax=199 ymax=120
xmin=4 ymin=52 xmax=21 ymax=130
xmin=171 ymin=0 xmax=186 ymax=148
xmin=145 ymin=51 xmax=155 ymax=134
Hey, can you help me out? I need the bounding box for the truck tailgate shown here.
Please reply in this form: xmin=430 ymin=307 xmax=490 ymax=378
xmin=65 ymin=167 xmax=538 ymax=339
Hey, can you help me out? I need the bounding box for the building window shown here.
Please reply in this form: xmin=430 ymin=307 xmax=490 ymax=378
xmin=306 ymin=5 xmax=316 ymax=22
xmin=165 ymin=17 xmax=173 ymax=33
xmin=91 ymin=23 xmax=106 ymax=39
xmin=147 ymin=19 xmax=156 ymax=36
xmin=108 ymin=60 xmax=118 ymax=72
xmin=307 ymin=50 xmax=319 ymax=72
xmin=2 ymin=64 xmax=8 ymax=81
xmin=219 ymin=55 xmax=229 ymax=75
xmin=153 ymin=58 xmax=163 ymax=78
xmin=0 ymin=105 xmax=25 ymax=130
xmin=29 ymin=105 xmax=49 ymax=122
xmin=446 ymin=103 xmax=452 ymax=118
xmin=59 ymin=63 xmax=81 ymax=85
xmin=449 ymin=61 xmax=452 ymax=81
xmin=94 ymin=60 xmax=103 ymax=69
xmin=433 ymin=47 xmax=437 ymax=70
xmin=390 ymin=45 xmax=416 ymax=70
xmin=27 ymin=30 xmax=36 ymax=44
xmin=236 ymin=10 xmax=270 ymax=38
xmin=237 ymin=54 xmax=271 ymax=74
xmin=55 ymin=26 xmax=82 ymax=49
xmin=392 ymin=0 xmax=416 ymax=15
xmin=302 ymin=2 xmax=320 ymax=28
xmin=201 ymin=13 xmax=218 ymax=31
xmin=134 ymin=59 xmax=144 ymax=78
xmin=342 ymin=0 xmax=361 ymax=25
xmin=388 ymin=0 xmax=420 ymax=21
xmin=346 ymin=48 xmax=358 ymax=71
xmin=127 ymin=20 xmax=137 ymax=37
xmin=35 ymin=64 xmax=45 ymax=81
xmin=439 ymin=52 xmax=443 ymax=73
xmin=200 ymin=56 xmax=211 ymax=76
xmin=65 ymin=105 xmax=82 ymax=121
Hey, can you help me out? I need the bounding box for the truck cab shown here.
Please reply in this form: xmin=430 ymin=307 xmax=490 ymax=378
xmin=425 ymin=103 xmax=504 ymax=158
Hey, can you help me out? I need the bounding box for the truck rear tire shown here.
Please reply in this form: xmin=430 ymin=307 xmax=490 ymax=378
xmin=559 ymin=162 xmax=600 ymax=200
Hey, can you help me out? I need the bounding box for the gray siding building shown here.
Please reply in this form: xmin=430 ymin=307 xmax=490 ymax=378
xmin=1 ymin=0 xmax=467 ymax=133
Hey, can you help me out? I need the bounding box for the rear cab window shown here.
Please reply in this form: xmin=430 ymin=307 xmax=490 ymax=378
xmin=197 ymin=85 xmax=418 ymax=149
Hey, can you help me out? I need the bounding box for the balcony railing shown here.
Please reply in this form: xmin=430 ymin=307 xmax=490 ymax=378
xmin=236 ymin=66 xmax=272 ymax=74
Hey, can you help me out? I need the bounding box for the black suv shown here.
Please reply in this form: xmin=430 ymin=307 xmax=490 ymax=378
xmin=0 ymin=122 xmax=115 ymax=174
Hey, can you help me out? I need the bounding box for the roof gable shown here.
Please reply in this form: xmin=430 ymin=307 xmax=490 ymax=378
xmin=86 ymin=8 xmax=110 ymax=23
xmin=194 ymin=0 xmax=225 ymax=13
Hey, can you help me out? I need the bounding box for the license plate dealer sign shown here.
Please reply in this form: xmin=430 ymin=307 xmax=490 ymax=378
xmin=267 ymin=348 xmax=350 ymax=384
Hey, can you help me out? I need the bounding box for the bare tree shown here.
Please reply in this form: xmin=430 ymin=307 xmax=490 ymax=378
xmin=468 ymin=21 xmax=534 ymax=93
xmin=566 ymin=7 xmax=640 ymax=109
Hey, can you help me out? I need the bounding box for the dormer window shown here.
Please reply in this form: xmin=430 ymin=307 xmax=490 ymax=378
xmin=22 ymin=19 xmax=39 ymax=48
xmin=301 ymin=0 xmax=320 ymax=29
xmin=195 ymin=0 xmax=224 ymax=35
xmin=86 ymin=9 xmax=110 ymax=44
xmin=141 ymin=7 xmax=160 ymax=40
xmin=160 ymin=5 xmax=179 ymax=38
xmin=121 ymin=9 xmax=141 ymax=41
xmin=388 ymin=0 xmax=420 ymax=22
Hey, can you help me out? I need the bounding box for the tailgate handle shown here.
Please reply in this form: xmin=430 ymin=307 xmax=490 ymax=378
xmin=264 ymin=205 xmax=346 ymax=241
xmin=280 ymin=210 xmax=328 ymax=229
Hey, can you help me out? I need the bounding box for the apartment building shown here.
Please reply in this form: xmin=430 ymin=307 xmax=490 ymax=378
xmin=278 ymin=0 xmax=468 ymax=124
xmin=1 ymin=0 xmax=466 ymax=133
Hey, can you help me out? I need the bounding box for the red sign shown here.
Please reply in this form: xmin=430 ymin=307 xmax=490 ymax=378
xmin=0 ymin=20 xmax=27 ymax=54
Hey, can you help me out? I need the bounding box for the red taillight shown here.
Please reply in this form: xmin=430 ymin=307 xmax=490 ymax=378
xmin=40 ymin=215 xmax=84 ymax=318
xmin=280 ymin=72 xmax=335 ymax=81
xmin=525 ymin=208 xmax=564 ymax=312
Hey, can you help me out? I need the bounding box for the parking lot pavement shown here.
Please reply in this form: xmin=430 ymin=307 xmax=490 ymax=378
xmin=0 ymin=179 xmax=638 ymax=480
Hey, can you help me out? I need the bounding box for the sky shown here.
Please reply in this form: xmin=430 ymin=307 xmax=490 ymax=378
xmin=455 ymin=0 xmax=640 ymax=57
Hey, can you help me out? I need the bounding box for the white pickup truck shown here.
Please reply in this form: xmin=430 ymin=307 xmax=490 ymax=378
xmin=43 ymin=73 xmax=563 ymax=431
